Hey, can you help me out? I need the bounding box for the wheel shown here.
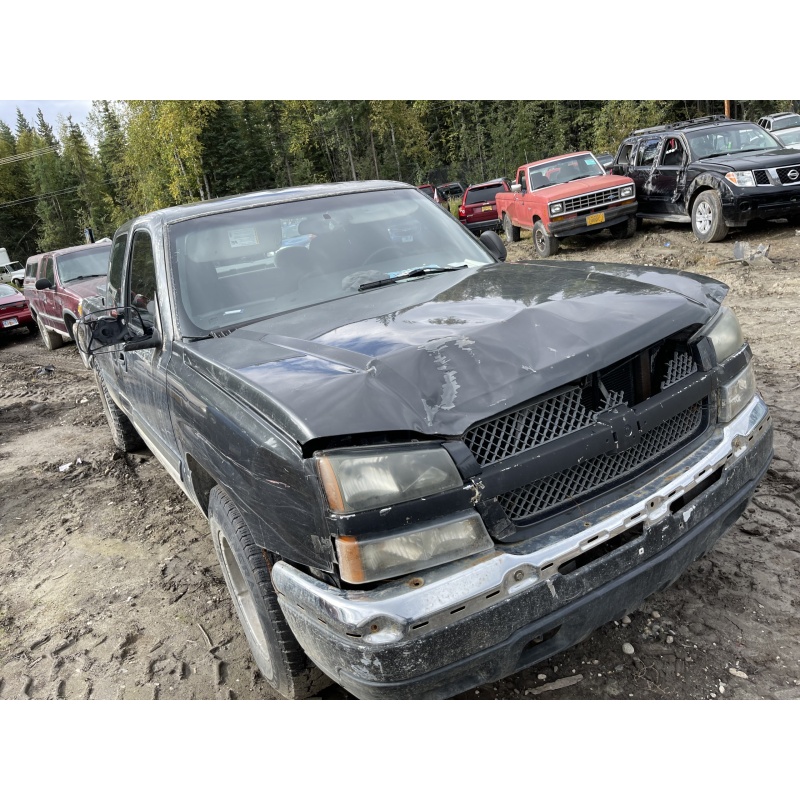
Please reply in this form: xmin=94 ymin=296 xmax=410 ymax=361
xmin=362 ymin=246 xmax=404 ymax=267
xmin=65 ymin=317 xmax=76 ymax=342
xmin=12 ymin=278 xmax=22 ymax=288
xmin=610 ymin=216 xmax=637 ymax=239
xmin=691 ymin=190 xmax=729 ymax=243
xmin=39 ymin=321 xmax=64 ymax=351
xmin=208 ymin=486 xmax=332 ymax=699
xmin=533 ymin=220 xmax=559 ymax=257
xmin=95 ymin=370 xmax=144 ymax=452
xmin=503 ymin=213 xmax=520 ymax=243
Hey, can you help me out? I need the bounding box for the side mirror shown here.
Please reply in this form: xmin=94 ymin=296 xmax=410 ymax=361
xmin=511 ymin=183 xmax=522 ymax=193
xmin=480 ymin=231 xmax=507 ymax=262
xmin=76 ymin=308 xmax=160 ymax=355
xmin=35 ymin=278 xmax=53 ymax=290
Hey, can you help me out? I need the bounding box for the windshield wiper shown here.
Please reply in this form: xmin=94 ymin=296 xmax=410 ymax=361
xmin=65 ymin=273 xmax=106 ymax=283
xmin=359 ymin=265 xmax=468 ymax=291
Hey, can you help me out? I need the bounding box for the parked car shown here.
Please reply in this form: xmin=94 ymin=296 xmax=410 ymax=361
xmin=76 ymin=179 xmax=771 ymax=700
xmin=756 ymin=112 xmax=800 ymax=134
xmin=0 ymin=261 xmax=24 ymax=288
xmin=417 ymin=183 xmax=448 ymax=207
xmin=495 ymin=151 xmax=638 ymax=256
xmin=609 ymin=115 xmax=800 ymax=242
xmin=458 ymin=178 xmax=511 ymax=235
xmin=436 ymin=182 xmax=466 ymax=204
xmin=0 ymin=283 xmax=34 ymax=335
xmin=23 ymin=239 xmax=112 ymax=350
xmin=772 ymin=128 xmax=800 ymax=150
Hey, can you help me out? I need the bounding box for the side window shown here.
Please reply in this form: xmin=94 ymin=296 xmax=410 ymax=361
xmin=519 ymin=171 xmax=527 ymax=192
xmin=25 ymin=259 xmax=38 ymax=278
xmin=127 ymin=230 xmax=157 ymax=332
xmin=660 ymin=137 xmax=686 ymax=167
xmin=617 ymin=143 xmax=633 ymax=166
xmin=636 ymin=137 xmax=661 ymax=167
xmin=107 ymin=234 xmax=128 ymax=309
xmin=44 ymin=256 xmax=54 ymax=285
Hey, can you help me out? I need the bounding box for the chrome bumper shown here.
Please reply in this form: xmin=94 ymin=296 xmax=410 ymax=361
xmin=273 ymin=395 xmax=771 ymax=696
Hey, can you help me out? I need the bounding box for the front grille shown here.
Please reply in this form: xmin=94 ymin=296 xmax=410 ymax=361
xmin=754 ymin=170 xmax=771 ymax=186
xmin=776 ymin=165 xmax=800 ymax=185
xmin=660 ymin=351 xmax=696 ymax=389
xmin=563 ymin=188 xmax=622 ymax=214
xmin=464 ymin=386 xmax=594 ymax=467
xmin=498 ymin=402 xmax=705 ymax=523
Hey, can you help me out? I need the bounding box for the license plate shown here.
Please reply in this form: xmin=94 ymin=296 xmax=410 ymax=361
xmin=482 ymin=205 xmax=493 ymax=212
xmin=2 ymin=317 xmax=18 ymax=327
xmin=586 ymin=212 xmax=605 ymax=225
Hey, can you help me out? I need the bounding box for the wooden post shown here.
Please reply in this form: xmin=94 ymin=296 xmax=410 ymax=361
xmin=724 ymin=100 xmax=731 ymax=118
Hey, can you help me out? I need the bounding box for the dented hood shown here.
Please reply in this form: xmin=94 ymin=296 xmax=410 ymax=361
xmin=537 ymin=174 xmax=633 ymax=200
xmin=696 ymin=149 xmax=800 ymax=171
xmin=183 ymin=260 xmax=727 ymax=445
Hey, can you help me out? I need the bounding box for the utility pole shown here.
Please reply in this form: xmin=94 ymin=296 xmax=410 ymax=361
xmin=724 ymin=100 xmax=731 ymax=118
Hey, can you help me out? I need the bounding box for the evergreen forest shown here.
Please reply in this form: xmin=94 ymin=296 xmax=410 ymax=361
xmin=0 ymin=99 xmax=795 ymax=262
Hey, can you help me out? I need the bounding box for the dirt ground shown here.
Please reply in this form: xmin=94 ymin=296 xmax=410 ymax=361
xmin=1 ymin=216 xmax=798 ymax=701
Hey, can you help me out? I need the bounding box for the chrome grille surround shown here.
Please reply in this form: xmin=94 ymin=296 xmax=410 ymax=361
xmin=754 ymin=169 xmax=771 ymax=186
xmin=777 ymin=165 xmax=800 ymax=185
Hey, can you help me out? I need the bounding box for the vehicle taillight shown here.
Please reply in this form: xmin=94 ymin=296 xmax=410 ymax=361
xmin=458 ymin=205 xmax=467 ymax=218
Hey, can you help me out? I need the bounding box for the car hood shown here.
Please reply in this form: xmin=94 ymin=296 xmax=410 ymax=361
xmin=60 ymin=275 xmax=107 ymax=299
xmin=695 ymin=149 xmax=800 ymax=171
xmin=183 ymin=261 xmax=726 ymax=446
xmin=537 ymin=174 xmax=633 ymax=200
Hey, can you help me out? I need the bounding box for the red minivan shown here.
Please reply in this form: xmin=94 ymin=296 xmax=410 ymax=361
xmin=457 ymin=178 xmax=511 ymax=235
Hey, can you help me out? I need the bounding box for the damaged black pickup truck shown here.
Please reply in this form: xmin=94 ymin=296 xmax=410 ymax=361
xmin=76 ymin=180 xmax=772 ymax=699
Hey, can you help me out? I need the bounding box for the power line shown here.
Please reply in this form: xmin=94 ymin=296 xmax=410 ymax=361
xmin=0 ymin=185 xmax=81 ymax=210
xmin=0 ymin=145 xmax=59 ymax=167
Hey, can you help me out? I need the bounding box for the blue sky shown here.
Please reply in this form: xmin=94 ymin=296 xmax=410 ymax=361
xmin=0 ymin=100 xmax=93 ymax=132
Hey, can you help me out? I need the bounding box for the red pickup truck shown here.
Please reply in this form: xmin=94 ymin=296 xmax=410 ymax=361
xmin=495 ymin=152 xmax=638 ymax=256
xmin=23 ymin=240 xmax=111 ymax=350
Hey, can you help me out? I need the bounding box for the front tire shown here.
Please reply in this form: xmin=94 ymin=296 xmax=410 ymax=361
xmin=691 ymin=190 xmax=729 ymax=243
xmin=95 ymin=370 xmax=144 ymax=451
xmin=39 ymin=321 xmax=64 ymax=351
xmin=610 ymin=216 xmax=637 ymax=239
xmin=533 ymin=220 xmax=559 ymax=257
xmin=503 ymin=213 xmax=520 ymax=242
xmin=208 ymin=486 xmax=331 ymax=700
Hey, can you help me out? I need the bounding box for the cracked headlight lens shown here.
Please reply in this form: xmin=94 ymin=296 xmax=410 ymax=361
xmin=719 ymin=363 xmax=757 ymax=423
xmin=316 ymin=445 xmax=463 ymax=513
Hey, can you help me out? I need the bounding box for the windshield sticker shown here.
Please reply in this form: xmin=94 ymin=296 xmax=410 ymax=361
xmin=228 ymin=228 xmax=259 ymax=248
xmin=584 ymin=158 xmax=597 ymax=166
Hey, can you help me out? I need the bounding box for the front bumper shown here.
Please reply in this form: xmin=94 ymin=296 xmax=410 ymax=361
xmin=549 ymin=202 xmax=637 ymax=238
xmin=723 ymin=188 xmax=800 ymax=226
xmin=273 ymin=396 xmax=772 ymax=699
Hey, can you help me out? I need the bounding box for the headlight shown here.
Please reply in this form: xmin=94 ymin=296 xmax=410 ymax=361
xmin=316 ymin=445 xmax=463 ymax=514
xmin=725 ymin=171 xmax=756 ymax=187
xmin=620 ymin=184 xmax=635 ymax=198
xmin=335 ymin=512 xmax=493 ymax=584
xmin=549 ymin=202 xmax=564 ymax=216
xmin=691 ymin=306 xmax=744 ymax=363
xmin=718 ymin=363 xmax=757 ymax=423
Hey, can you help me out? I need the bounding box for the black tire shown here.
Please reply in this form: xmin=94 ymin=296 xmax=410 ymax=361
xmin=503 ymin=213 xmax=520 ymax=243
xmin=691 ymin=190 xmax=729 ymax=243
xmin=610 ymin=216 xmax=637 ymax=239
xmin=533 ymin=220 xmax=559 ymax=257
xmin=95 ymin=370 xmax=144 ymax=452
xmin=39 ymin=321 xmax=64 ymax=351
xmin=208 ymin=486 xmax=332 ymax=700
xmin=65 ymin=317 xmax=76 ymax=342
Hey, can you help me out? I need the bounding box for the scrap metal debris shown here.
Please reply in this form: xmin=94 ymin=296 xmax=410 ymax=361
xmin=733 ymin=242 xmax=772 ymax=265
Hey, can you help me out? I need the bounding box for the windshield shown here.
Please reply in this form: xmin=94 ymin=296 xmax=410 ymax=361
xmin=528 ymin=155 xmax=604 ymax=189
xmin=56 ymin=246 xmax=111 ymax=283
xmin=169 ymin=188 xmax=495 ymax=336
xmin=686 ymin=124 xmax=781 ymax=159
xmin=777 ymin=129 xmax=800 ymax=146
xmin=0 ymin=283 xmax=21 ymax=298
xmin=772 ymin=114 xmax=800 ymax=132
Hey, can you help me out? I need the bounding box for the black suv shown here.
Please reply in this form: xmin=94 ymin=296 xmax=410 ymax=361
xmin=609 ymin=115 xmax=800 ymax=242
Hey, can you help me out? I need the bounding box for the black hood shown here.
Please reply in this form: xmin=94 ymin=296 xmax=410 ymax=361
xmin=696 ymin=148 xmax=800 ymax=171
xmin=182 ymin=261 xmax=726 ymax=445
